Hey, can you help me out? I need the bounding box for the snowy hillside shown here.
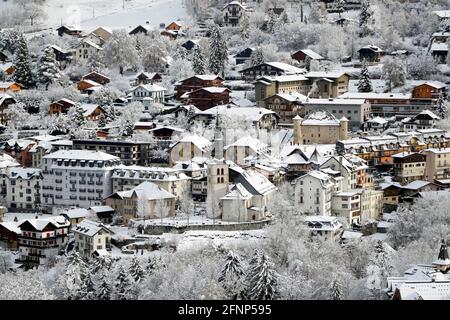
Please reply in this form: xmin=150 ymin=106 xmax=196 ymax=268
xmin=36 ymin=0 xmax=188 ymax=29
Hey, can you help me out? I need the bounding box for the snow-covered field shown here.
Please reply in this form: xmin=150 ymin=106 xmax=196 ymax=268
xmin=37 ymin=0 xmax=188 ymax=30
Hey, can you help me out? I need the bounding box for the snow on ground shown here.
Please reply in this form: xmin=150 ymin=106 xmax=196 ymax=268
xmin=40 ymin=0 xmax=189 ymax=30
xmin=176 ymin=229 xmax=267 ymax=252
xmin=137 ymin=215 xmax=270 ymax=227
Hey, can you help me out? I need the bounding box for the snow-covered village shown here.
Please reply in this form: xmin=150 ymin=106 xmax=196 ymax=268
xmin=0 ymin=0 xmax=450 ymax=303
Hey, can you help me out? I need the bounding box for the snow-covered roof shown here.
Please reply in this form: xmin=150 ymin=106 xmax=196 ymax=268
xmin=423 ymin=147 xmax=450 ymax=154
xmin=430 ymin=42 xmax=448 ymax=52
xmin=30 ymin=134 xmax=61 ymax=142
xmin=272 ymin=74 xmax=309 ymax=82
xmin=44 ymin=149 xmax=120 ymax=161
xmin=18 ymin=216 xmax=70 ymax=231
xmin=230 ymin=165 xmax=276 ymax=196
xmin=112 ymin=181 xmax=175 ymax=200
xmin=301 ymin=110 xmax=341 ymax=126
xmin=368 ymin=116 xmax=388 ymax=124
xmin=225 ymin=136 xmax=269 ymax=153
xmin=193 ymin=86 xmax=230 ymax=94
xmin=223 ymin=0 xmax=248 ymax=10
xmin=61 ymin=208 xmax=90 ymax=219
xmin=402 ymin=180 xmax=433 ymax=190
xmin=129 ymin=83 xmax=167 ymax=92
xmin=90 ymin=205 xmax=115 ymax=213
xmin=269 ymin=92 xmax=308 ymax=102
xmin=296 ymin=49 xmax=324 ymax=60
xmin=303 ymin=98 xmax=366 ymax=105
xmin=221 ymin=183 xmax=253 ymax=200
xmin=171 ymin=133 xmax=212 ymax=152
xmin=359 ymin=44 xmax=383 ymax=52
xmin=0 ymin=221 xmax=21 ymax=234
xmin=434 ymin=10 xmax=450 ymax=19
xmin=6 ymin=167 xmax=41 ymax=180
xmin=50 ymin=44 xmax=68 ymax=54
xmin=264 ymin=62 xmax=306 ymax=74
xmin=0 ymin=153 xmax=20 ymax=169
xmin=76 ymin=39 xmax=103 ymax=50
xmin=73 ymin=219 xmax=113 ymax=237
xmin=192 ymin=75 xmax=222 ymax=81
xmin=79 ymin=79 xmax=101 ymax=87
xmin=339 ymin=92 xmax=411 ymax=99
xmin=304 ymin=215 xmax=342 ymax=231
xmin=304 ymin=71 xmax=348 ymax=79
xmin=415 ymin=81 xmax=447 ymax=89
xmin=80 ymin=103 xmax=102 ymax=117
xmin=392 ymin=151 xmax=421 ymax=159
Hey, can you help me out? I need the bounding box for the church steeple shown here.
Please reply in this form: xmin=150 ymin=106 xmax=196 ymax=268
xmin=433 ymin=239 xmax=450 ymax=273
xmin=213 ymin=112 xmax=224 ymax=160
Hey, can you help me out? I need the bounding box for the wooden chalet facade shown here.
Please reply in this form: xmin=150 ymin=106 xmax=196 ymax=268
xmin=49 ymin=98 xmax=76 ymax=115
xmin=264 ymin=93 xmax=305 ymax=123
xmin=412 ymin=82 xmax=447 ymax=99
xmin=82 ymin=71 xmax=111 ymax=85
xmin=135 ymin=72 xmax=162 ymax=85
xmin=175 ymin=75 xmax=224 ymax=100
xmin=234 ymin=47 xmax=254 ymax=65
xmin=185 ymin=87 xmax=231 ymax=111
xmin=358 ymin=45 xmax=383 ymax=64
xmin=0 ymin=93 xmax=16 ymax=125
xmin=0 ymin=82 xmax=22 ymax=93
xmin=129 ymin=25 xmax=153 ymax=35
xmin=56 ymin=26 xmax=83 ymax=37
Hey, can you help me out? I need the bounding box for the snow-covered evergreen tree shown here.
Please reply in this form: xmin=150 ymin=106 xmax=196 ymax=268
xmin=192 ymin=46 xmax=207 ymax=74
xmin=359 ymin=0 xmax=372 ymax=37
xmin=130 ymin=256 xmax=145 ymax=283
xmin=329 ymin=277 xmax=343 ymax=300
xmin=208 ymin=25 xmax=228 ymax=76
xmin=219 ymin=250 xmax=245 ymax=300
xmin=115 ymin=265 xmax=132 ymax=300
xmin=13 ymin=34 xmax=33 ymax=88
xmin=240 ymin=12 xmax=250 ymax=39
xmin=37 ymin=45 xmax=60 ymax=89
xmin=434 ymin=94 xmax=448 ymax=119
xmin=250 ymin=48 xmax=265 ymax=67
xmin=365 ymin=241 xmax=395 ymax=296
xmin=64 ymin=251 xmax=87 ymax=300
xmin=245 ymin=250 xmax=278 ymax=300
xmin=80 ymin=268 xmax=96 ymax=300
xmin=68 ymin=105 xmax=86 ymax=128
xmin=97 ymin=275 xmax=111 ymax=300
xmin=357 ymin=60 xmax=372 ymax=92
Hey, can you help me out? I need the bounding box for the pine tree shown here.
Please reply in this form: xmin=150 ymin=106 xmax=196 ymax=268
xmin=80 ymin=268 xmax=96 ymax=300
xmin=219 ymin=250 xmax=245 ymax=300
xmin=250 ymin=48 xmax=265 ymax=67
xmin=192 ymin=46 xmax=207 ymax=74
xmin=357 ymin=60 xmax=372 ymax=92
xmin=37 ymin=45 xmax=60 ymax=89
xmin=71 ymin=105 xmax=86 ymax=128
xmin=115 ymin=265 xmax=132 ymax=300
xmin=13 ymin=34 xmax=33 ymax=88
xmin=64 ymin=251 xmax=87 ymax=300
xmin=97 ymin=275 xmax=111 ymax=300
xmin=329 ymin=277 xmax=343 ymax=300
xmin=240 ymin=12 xmax=250 ymax=39
xmin=90 ymin=256 xmax=105 ymax=274
xmin=245 ymin=250 xmax=278 ymax=300
xmin=434 ymin=94 xmax=448 ymax=119
xmin=359 ymin=0 xmax=372 ymax=37
xmin=208 ymin=25 xmax=228 ymax=77
xmin=146 ymin=256 xmax=157 ymax=274
xmin=130 ymin=256 xmax=145 ymax=283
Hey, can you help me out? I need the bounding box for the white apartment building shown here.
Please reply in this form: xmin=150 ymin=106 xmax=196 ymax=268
xmin=41 ymin=150 xmax=122 ymax=210
xmin=17 ymin=216 xmax=70 ymax=267
xmin=331 ymin=191 xmax=361 ymax=224
xmin=128 ymin=84 xmax=166 ymax=104
xmin=423 ymin=147 xmax=450 ymax=182
xmin=73 ymin=219 xmax=113 ymax=258
xmin=0 ymin=167 xmax=42 ymax=212
xmin=294 ymin=170 xmax=342 ymax=215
